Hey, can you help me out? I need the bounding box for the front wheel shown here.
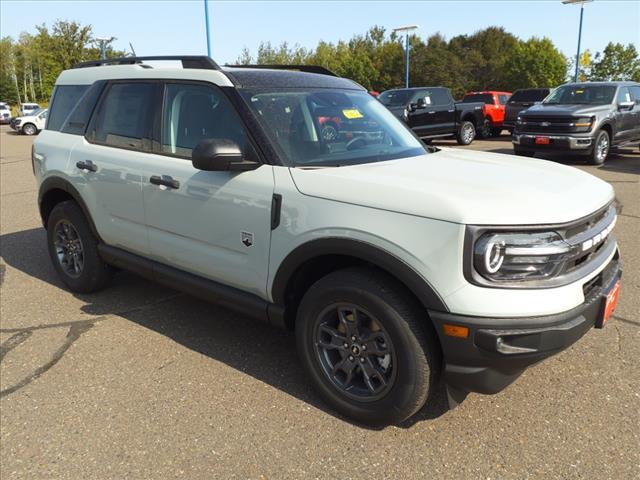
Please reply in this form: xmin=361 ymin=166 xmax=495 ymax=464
xmin=588 ymin=130 xmax=610 ymax=165
xmin=296 ymin=268 xmax=440 ymax=426
xmin=456 ymin=121 xmax=476 ymax=145
xmin=22 ymin=123 xmax=37 ymax=135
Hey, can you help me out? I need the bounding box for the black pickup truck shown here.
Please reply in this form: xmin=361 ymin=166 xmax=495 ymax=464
xmin=379 ymin=87 xmax=485 ymax=145
xmin=513 ymin=81 xmax=640 ymax=164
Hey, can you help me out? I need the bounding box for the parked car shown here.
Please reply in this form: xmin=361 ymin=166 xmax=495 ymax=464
xmin=513 ymin=82 xmax=640 ymax=164
xmin=35 ymin=57 xmax=622 ymax=426
xmin=461 ymin=91 xmax=511 ymax=137
xmin=0 ymin=102 xmax=11 ymax=124
xmin=503 ymin=88 xmax=551 ymax=132
xmin=10 ymin=108 xmax=48 ymax=135
xmin=380 ymin=87 xmax=485 ymax=145
xmin=18 ymin=102 xmax=40 ymax=117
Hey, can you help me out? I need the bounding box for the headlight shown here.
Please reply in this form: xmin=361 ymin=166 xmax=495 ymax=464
xmin=516 ymin=116 xmax=523 ymax=124
xmin=473 ymin=231 xmax=571 ymax=282
xmin=573 ymin=116 xmax=594 ymax=131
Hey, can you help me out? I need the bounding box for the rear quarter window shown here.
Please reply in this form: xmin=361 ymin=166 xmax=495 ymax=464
xmin=47 ymin=85 xmax=89 ymax=131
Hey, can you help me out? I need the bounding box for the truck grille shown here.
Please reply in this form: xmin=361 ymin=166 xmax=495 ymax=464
xmin=518 ymin=116 xmax=581 ymax=134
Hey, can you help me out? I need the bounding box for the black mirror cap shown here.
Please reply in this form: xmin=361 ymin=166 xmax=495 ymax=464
xmin=416 ymin=98 xmax=427 ymax=108
xmin=618 ymin=101 xmax=634 ymax=110
xmin=192 ymin=138 xmax=259 ymax=172
xmin=408 ymin=103 xmax=418 ymax=112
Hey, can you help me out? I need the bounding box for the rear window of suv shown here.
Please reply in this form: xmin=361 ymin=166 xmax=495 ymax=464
xmin=47 ymin=85 xmax=89 ymax=131
xmin=462 ymin=94 xmax=493 ymax=104
xmin=509 ymin=89 xmax=549 ymax=103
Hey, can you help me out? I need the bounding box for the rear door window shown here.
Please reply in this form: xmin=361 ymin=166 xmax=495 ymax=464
xmin=88 ymin=82 xmax=158 ymax=151
xmin=47 ymin=85 xmax=88 ymax=131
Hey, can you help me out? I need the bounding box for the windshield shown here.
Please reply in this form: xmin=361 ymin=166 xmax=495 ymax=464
xmin=544 ymin=85 xmax=616 ymax=105
xmin=241 ymin=88 xmax=427 ymax=167
xmin=462 ymin=93 xmax=493 ymax=104
xmin=510 ymin=89 xmax=548 ymax=103
xmin=378 ymin=90 xmax=411 ymax=107
xmin=31 ymin=108 xmax=45 ymax=116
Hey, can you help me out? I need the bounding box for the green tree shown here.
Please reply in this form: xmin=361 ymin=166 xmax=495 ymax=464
xmin=589 ymin=43 xmax=640 ymax=81
xmin=504 ymin=37 xmax=567 ymax=89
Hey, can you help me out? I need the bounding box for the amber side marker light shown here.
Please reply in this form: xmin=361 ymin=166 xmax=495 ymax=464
xmin=443 ymin=324 xmax=469 ymax=338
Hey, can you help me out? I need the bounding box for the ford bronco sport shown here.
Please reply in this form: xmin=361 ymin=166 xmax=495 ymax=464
xmin=34 ymin=56 xmax=622 ymax=426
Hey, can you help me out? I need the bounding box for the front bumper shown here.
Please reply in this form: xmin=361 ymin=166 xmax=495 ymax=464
xmin=513 ymin=133 xmax=595 ymax=152
xmin=429 ymin=256 xmax=621 ymax=404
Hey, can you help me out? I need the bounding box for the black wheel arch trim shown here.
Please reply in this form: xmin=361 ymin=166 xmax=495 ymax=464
xmin=38 ymin=176 xmax=101 ymax=241
xmin=271 ymin=238 xmax=449 ymax=313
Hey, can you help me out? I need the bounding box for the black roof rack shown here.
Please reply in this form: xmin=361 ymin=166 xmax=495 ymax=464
xmin=72 ymin=56 xmax=220 ymax=70
xmin=225 ymin=64 xmax=338 ymax=77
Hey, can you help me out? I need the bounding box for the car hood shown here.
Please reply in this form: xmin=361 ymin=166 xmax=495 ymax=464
xmin=289 ymin=148 xmax=614 ymax=225
xmin=522 ymin=103 xmax=610 ymax=116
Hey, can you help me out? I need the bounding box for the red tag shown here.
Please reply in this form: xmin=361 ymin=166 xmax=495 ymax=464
xmin=603 ymin=281 xmax=621 ymax=326
xmin=535 ymin=136 xmax=550 ymax=145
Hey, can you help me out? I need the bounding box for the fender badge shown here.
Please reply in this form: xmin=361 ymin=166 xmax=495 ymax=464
xmin=241 ymin=231 xmax=254 ymax=247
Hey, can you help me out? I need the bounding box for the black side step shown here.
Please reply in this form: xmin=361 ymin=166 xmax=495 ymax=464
xmin=97 ymin=244 xmax=285 ymax=327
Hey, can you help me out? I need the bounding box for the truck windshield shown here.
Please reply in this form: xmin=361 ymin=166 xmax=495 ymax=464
xmin=544 ymin=85 xmax=616 ymax=105
xmin=240 ymin=88 xmax=427 ymax=167
xmin=378 ymin=90 xmax=411 ymax=107
xmin=462 ymin=94 xmax=493 ymax=104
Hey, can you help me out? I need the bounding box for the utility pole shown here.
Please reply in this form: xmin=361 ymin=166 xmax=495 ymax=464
xmin=392 ymin=25 xmax=419 ymax=88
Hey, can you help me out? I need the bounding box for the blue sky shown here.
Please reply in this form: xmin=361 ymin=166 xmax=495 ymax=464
xmin=1 ymin=0 xmax=638 ymax=64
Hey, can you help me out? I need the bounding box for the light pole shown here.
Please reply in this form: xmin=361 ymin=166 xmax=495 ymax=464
xmin=392 ymin=25 xmax=419 ymax=88
xmin=95 ymin=37 xmax=114 ymax=59
xmin=204 ymin=0 xmax=212 ymax=58
xmin=563 ymin=0 xmax=593 ymax=82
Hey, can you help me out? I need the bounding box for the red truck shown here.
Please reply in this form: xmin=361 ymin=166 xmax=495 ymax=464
xmin=461 ymin=91 xmax=512 ymax=138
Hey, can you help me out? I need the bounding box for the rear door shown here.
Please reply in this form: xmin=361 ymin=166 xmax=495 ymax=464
xmin=628 ymin=86 xmax=640 ymax=141
xmin=139 ymin=81 xmax=274 ymax=297
xmin=69 ymin=81 xmax=160 ymax=255
xmin=430 ymin=88 xmax=456 ymax=134
xmin=613 ymin=86 xmax=636 ymax=143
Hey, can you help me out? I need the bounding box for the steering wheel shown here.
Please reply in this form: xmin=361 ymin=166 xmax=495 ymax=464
xmin=345 ymin=136 xmax=368 ymax=151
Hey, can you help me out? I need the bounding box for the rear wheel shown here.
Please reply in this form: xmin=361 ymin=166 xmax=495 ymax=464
xmin=456 ymin=121 xmax=475 ymax=145
xmin=588 ymin=130 xmax=609 ymax=165
xmin=296 ymin=268 xmax=440 ymax=426
xmin=478 ymin=119 xmax=491 ymax=139
xmin=47 ymin=201 xmax=113 ymax=293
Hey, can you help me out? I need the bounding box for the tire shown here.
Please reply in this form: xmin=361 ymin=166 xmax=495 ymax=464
xmin=478 ymin=118 xmax=491 ymax=139
xmin=513 ymin=146 xmax=536 ymax=157
xmin=296 ymin=267 xmax=440 ymax=426
xmin=491 ymin=127 xmax=502 ymax=137
xmin=46 ymin=200 xmax=113 ymax=293
xmin=456 ymin=121 xmax=475 ymax=145
xmin=22 ymin=123 xmax=37 ymax=135
xmin=588 ymin=130 xmax=610 ymax=165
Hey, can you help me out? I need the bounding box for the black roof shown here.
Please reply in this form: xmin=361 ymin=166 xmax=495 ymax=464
xmin=222 ymin=67 xmax=364 ymax=90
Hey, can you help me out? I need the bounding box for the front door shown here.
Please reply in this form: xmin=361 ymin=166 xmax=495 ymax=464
xmin=140 ymin=82 xmax=275 ymax=297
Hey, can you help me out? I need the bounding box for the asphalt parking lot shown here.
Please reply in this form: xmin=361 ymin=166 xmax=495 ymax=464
xmin=1 ymin=125 xmax=638 ymax=479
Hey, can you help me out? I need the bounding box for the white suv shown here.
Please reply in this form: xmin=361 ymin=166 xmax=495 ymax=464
xmin=18 ymin=102 xmax=40 ymax=116
xmin=33 ymin=56 xmax=622 ymax=426
xmin=0 ymin=102 xmax=11 ymax=124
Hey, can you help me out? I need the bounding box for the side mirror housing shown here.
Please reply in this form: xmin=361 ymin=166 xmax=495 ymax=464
xmin=408 ymin=103 xmax=418 ymax=113
xmin=618 ymin=100 xmax=634 ymax=111
xmin=192 ymin=138 xmax=259 ymax=172
xmin=416 ymin=98 xmax=427 ymax=109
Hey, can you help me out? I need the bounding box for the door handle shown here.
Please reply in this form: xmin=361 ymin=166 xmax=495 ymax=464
xmin=150 ymin=175 xmax=180 ymax=189
xmin=76 ymin=160 xmax=97 ymax=172
xmin=447 ymin=110 xmax=455 ymax=113
xmin=428 ymin=111 xmax=436 ymax=114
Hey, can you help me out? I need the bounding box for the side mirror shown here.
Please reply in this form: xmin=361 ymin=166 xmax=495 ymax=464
xmin=618 ymin=101 xmax=634 ymax=111
xmin=192 ymin=138 xmax=259 ymax=172
xmin=416 ymin=98 xmax=427 ymax=109
xmin=408 ymin=103 xmax=418 ymax=113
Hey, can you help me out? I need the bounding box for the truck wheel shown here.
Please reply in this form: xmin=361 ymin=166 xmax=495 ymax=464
xmin=513 ymin=146 xmax=536 ymax=157
xmin=456 ymin=121 xmax=475 ymax=145
xmin=478 ymin=119 xmax=491 ymax=139
xmin=296 ymin=267 xmax=440 ymax=426
xmin=588 ymin=130 xmax=609 ymax=165
xmin=47 ymin=200 xmax=113 ymax=293
xmin=22 ymin=123 xmax=37 ymax=135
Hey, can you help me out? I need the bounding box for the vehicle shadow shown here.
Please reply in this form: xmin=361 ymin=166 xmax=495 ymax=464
xmin=0 ymin=227 xmax=450 ymax=429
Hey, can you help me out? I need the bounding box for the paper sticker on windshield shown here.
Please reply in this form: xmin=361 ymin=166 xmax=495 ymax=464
xmin=342 ymin=109 xmax=364 ymax=119
xmin=575 ymin=90 xmax=584 ymax=94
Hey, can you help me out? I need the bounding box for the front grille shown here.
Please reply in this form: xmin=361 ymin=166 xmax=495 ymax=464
xmin=518 ymin=116 xmax=583 ymax=134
